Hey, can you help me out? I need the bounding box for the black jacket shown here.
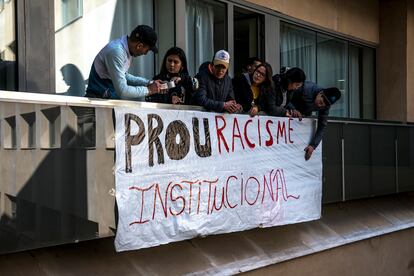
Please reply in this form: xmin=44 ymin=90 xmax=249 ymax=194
xmin=290 ymin=81 xmax=327 ymax=149
xmin=265 ymin=74 xmax=296 ymax=117
xmin=146 ymin=73 xmax=194 ymax=104
xmin=233 ymin=73 xmax=266 ymax=113
xmin=192 ymin=70 xmax=235 ymax=112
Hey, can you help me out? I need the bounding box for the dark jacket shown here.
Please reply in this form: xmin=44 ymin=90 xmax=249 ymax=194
xmin=290 ymin=80 xmax=327 ymax=149
xmin=146 ymin=73 xmax=194 ymax=104
xmin=192 ymin=70 xmax=235 ymax=112
xmin=233 ymin=73 xmax=266 ymax=113
xmin=260 ymin=74 xmax=295 ymax=117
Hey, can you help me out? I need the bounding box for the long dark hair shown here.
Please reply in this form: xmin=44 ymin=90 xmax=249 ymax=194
xmin=252 ymin=62 xmax=274 ymax=93
xmin=279 ymin=67 xmax=306 ymax=90
xmin=159 ymin=47 xmax=189 ymax=76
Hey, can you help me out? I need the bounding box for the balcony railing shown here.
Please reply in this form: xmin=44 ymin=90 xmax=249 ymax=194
xmin=0 ymin=90 xmax=413 ymax=254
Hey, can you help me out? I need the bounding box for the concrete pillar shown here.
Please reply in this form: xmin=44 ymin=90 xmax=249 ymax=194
xmin=407 ymin=1 xmax=414 ymax=122
xmin=378 ymin=0 xmax=407 ymax=122
xmin=378 ymin=0 xmax=414 ymax=123
xmin=17 ymin=0 xmax=55 ymax=93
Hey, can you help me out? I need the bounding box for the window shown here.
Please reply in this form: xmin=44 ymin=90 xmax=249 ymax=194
xmin=55 ymin=0 xmax=83 ymax=31
xmin=233 ymin=7 xmax=264 ymax=76
xmin=0 ymin=0 xmax=17 ymax=91
xmin=280 ymin=23 xmax=316 ymax=82
xmin=185 ymin=0 xmax=227 ymax=75
xmin=317 ymin=34 xmax=348 ymax=117
xmin=55 ymin=0 xmax=155 ymax=96
xmin=349 ymin=44 xmax=376 ymax=119
xmin=280 ymin=22 xmax=376 ymax=119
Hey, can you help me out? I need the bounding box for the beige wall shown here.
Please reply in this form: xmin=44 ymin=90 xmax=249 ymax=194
xmin=246 ymin=0 xmax=379 ymax=43
xmin=245 ymin=227 xmax=414 ymax=276
xmin=377 ymin=0 xmax=407 ymax=122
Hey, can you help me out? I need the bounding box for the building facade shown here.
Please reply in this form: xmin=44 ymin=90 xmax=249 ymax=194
xmin=0 ymin=0 xmax=414 ymax=274
xmin=1 ymin=0 xmax=412 ymax=123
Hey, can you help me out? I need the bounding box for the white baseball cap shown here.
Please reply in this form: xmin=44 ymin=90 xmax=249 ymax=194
xmin=213 ymin=50 xmax=230 ymax=69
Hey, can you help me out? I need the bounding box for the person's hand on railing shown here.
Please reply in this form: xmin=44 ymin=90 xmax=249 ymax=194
xmin=286 ymin=109 xmax=303 ymax=121
xmin=249 ymin=105 xmax=259 ymax=117
xmin=172 ymin=95 xmax=184 ymax=104
xmin=224 ymin=100 xmax=240 ymax=113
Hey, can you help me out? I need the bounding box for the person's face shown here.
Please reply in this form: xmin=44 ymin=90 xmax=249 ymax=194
xmin=247 ymin=61 xmax=261 ymax=74
xmin=166 ymin=54 xmax=182 ymax=74
xmin=287 ymin=82 xmax=303 ymax=91
xmin=212 ymin=64 xmax=227 ymax=79
xmin=314 ymin=92 xmax=328 ymax=109
xmin=133 ymin=42 xmax=150 ymax=57
xmin=252 ymin=66 xmax=266 ymax=85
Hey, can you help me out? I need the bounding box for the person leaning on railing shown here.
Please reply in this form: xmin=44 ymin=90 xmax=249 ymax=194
xmin=192 ymin=50 xmax=242 ymax=113
xmin=233 ymin=62 xmax=274 ymax=117
xmin=290 ymin=82 xmax=341 ymax=161
xmin=145 ymin=46 xmax=198 ymax=105
xmin=85 ymin=25 xmax=163 ymax=100
xmin=267 ymin=67 xmax=307 ymax=118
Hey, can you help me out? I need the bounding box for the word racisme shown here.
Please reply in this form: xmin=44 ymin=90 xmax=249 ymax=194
xmin=124 ymin=113 xmax=295 ymax=172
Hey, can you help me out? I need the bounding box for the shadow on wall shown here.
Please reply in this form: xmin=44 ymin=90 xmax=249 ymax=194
xmin=60 ymin=64 xmax=86 ymax=97
xmin=0 ymin=110 xmax=99 ymax=253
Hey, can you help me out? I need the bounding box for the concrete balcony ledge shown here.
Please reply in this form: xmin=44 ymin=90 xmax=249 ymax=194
xmin=0 ymin=91 xmax=413 ymax=275
xmin=0 ymin=193 xmax=413 ymax=275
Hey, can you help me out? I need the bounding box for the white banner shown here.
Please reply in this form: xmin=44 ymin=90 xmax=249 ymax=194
xmin=114 ymin=107 xmax=322 ymax=252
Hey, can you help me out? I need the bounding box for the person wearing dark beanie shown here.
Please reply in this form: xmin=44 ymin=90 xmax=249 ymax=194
xmin=290 ymin=81 xmax=342 ymax=160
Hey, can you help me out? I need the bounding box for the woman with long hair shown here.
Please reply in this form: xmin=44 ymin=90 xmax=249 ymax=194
xmin=233 ymin=62 xmax=274 ymax=116
xmin=268 ymin=67 xmax=306 ymax=117
xmin=146 ymin=46 xmax=195 ymax=104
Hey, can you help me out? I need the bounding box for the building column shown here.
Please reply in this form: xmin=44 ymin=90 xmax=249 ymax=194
xmin=17 ymin=0 xmax=55 ymax=93
xmin=406 ymin=1 xmax=414 ymax=122
xmin=378 ymin=0 xmax=413 ymax=123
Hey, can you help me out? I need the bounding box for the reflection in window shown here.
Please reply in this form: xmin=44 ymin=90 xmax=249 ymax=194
xmin=0 ymin=0 xmax=17 ymax=90
xmin=280 ymin=23 xmax=316 ymax=81
xmin=349 ymin=44 xmax=375 ymax=119
xmin=317 ymin=34 xmax=348 ymax=117
xmin=185 ymin=0 xmax=226 ymax=75
xmin=55 ymin=0 xmax=83 ymax=31
xmin=280 ymin=22 xmax=376 ymax=119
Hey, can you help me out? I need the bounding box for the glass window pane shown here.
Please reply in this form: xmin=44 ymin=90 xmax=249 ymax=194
xmin=349 ymin=44 xmax=376 ymax=119
xmin=0 ymin=0 xmax=17 ymax=90
xmin=317 ymin=34 xmax=348 ymax=117
xmin=349 ymin=45 xmax=361 ymax=118
xmin=280 ymin=22 xmax=316 ymax=81
xmin=362 ymin=46 xmax=376 ymax=119
xmin=55 ymin=0 xmax=154 ymax=96
xmin=233 ymin=7 xmax=264 ymax=76
xmin=55 ymin=0 xmax=83 ymax=31
xmin=185 ymin=0 xmax=226 ymax=76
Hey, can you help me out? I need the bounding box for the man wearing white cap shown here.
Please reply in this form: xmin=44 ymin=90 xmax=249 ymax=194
xmin=193 ymin=50 xmax=242 ymax=113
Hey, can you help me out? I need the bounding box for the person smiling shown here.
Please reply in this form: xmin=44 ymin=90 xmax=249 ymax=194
xmin=233 ymin=62 xmax=274 ymax=117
